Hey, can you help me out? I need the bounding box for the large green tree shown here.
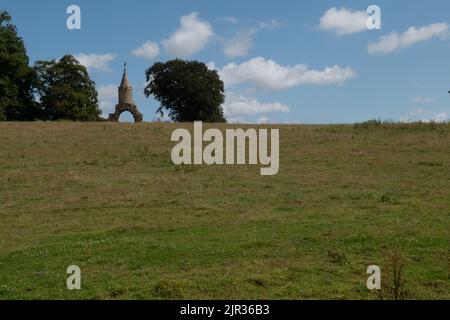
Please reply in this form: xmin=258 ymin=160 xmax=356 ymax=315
xmin=0 ymin=11 xmax=39 ymax=121
xmin=145 ymin=59 xmax=225 ymax=122
xmin=34 ymin=55 xmax=101 ymax=121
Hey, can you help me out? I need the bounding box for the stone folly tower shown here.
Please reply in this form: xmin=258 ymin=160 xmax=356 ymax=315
xmin=108 ymin=63 xmax=143 ymax=123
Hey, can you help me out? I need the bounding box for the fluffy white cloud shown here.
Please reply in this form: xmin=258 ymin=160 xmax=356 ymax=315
xmin=223 ymin=92 xmax=290 ymax=117
xmin=162 ymin=12 xmax=214 ymax=57
xmin=74 ymin=53 xmax=116 ymax=72
xmin=217 ymin=57 xmax=356 ymax=91
xmin=97 ymin=84 xmax=117 ymax=118
xmin=224 ymin=30 xmax=255 ymax=57
xmin=368 ymin=23 xmax=449 ymax=55
xmin=223 ymin=20 xmax=278 ymax=57
xmin=132 ymin=41 xmax=160 ymax=60
xmin=413 ymin=96 xmax=435 ymax=104
xmin=319 ymin=7 xmax=368 ymax=36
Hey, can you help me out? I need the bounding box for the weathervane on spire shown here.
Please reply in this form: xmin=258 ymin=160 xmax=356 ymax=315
xmin=124 ymin=62 xmax=127 ymax=73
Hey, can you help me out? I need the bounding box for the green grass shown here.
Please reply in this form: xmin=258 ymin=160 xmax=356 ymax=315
xmin=0 ymin=122 xmax=449 ymax=299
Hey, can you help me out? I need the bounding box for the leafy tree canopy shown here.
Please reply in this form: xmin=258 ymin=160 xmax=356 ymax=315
xmin=0 ymin=10 xmax=39 ymax=121
xmin=34 ymin=55 xmax=101 ymax=121
xmin=144 ymin=59 xmax=225 ymax=122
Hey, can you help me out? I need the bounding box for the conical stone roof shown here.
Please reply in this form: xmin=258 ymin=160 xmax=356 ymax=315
xmin=120 ymin=69 xmax=131 ymax=88
xmin=118 ymin=62 xmax=134 ymax=104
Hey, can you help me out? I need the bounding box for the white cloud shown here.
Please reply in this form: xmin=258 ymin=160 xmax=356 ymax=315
xmin=400 ymin=108 xmax=425 ymax=122
xmin=223 ymin=92 xmax=290 ymax=118
xmin=132 ymin=41 xmax=160 ymax=60
xmin=97 ymin=84 xmax=117 ymax=118
xmin=74 ymin=53 xmax=117 ymax=72
xmin=162 ymin=12 xmax=214 ymax=57
xmin=319 ymin=7 xmax=368 ymax=36
xmin=368 ymin=23 xmax=449 ymax=55
xmin=224 ymin=30 xmax=255 ymax=57
xmin=226 ymin=118 xmax=246 ymax=124
xmin=217 ymin=16 xmax=239 ymax=24
xmin=257 ymin=20 xmax=279 ymax=30
xmin=223 ymin=20 xmax=278 ymax=57
xmin=218 ymin=57 xmax=356 ymax=91
xmin=400 ymin=108 xmax=449 ymax=123
xmin=430 ymin=113 xmax=448 ymax=122
xmin=413 ymin=96 xmax=435 ymax=104
xmin=206 ymin=61 xmax=216 ymax=70
xmin=257 ymin=116 xmax=270 ymax=124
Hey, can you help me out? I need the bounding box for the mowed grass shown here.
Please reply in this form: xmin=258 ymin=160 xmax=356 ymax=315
xmin=0 ymin=122 xmax=448 ymax=300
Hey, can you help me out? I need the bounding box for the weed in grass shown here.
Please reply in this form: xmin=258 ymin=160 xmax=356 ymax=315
xmin=153 ymin=280 xmax=185 ymax=299
xmin=377 ymin=250 xmax=408 ymax=300
xmin=247 ymin=278 xmax=268 ymax=287
xmin=327 ymin=250 xmax=347 ymax=265
xmin=379 ymin=192 xmax=400 ymax=205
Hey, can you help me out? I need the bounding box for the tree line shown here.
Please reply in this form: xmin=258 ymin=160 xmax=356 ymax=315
xmin=0 ymin=10 xmax=225 ymax=122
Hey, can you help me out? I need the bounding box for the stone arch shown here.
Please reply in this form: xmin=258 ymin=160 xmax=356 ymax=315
xmin=108 ymin=103 xmax=143 ymax=123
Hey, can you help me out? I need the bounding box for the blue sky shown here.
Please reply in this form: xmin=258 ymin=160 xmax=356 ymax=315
xmin=2 ymin=0 xmax=449 ymax=123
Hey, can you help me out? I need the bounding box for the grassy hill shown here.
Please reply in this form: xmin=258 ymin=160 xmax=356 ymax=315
xmin=0 ymin=122 xmax=448 ymax=299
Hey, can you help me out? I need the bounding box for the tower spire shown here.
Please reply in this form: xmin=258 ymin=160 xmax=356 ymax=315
xmin=108 ymin=62 xmax=143 ymax=122
xmin=118 ymin=62 xmax=133 ymax=104
xmin=120 ymin=63 xmax=131 ymax=89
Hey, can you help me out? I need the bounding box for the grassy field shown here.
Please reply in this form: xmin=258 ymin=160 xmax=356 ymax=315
xmin=0 ymin=122 xmax=448 ymax=300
